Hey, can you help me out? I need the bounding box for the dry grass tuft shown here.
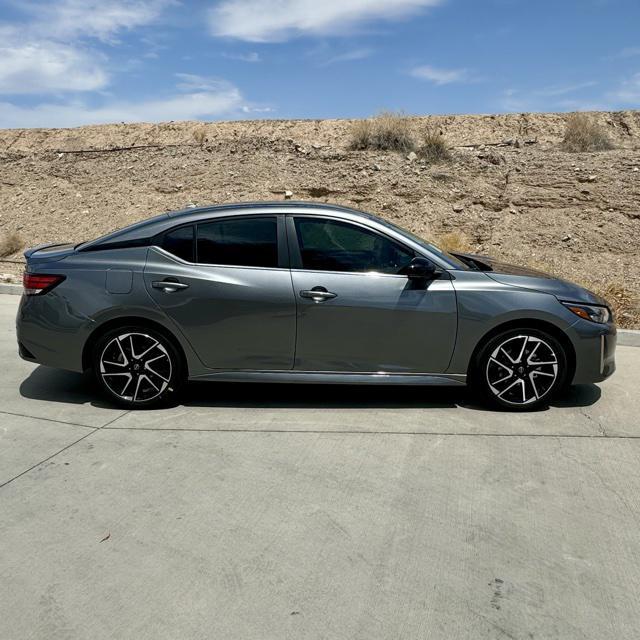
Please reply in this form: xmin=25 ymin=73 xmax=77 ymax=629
xmin=0 ymin=232 xmax=23 ymax=258
xmin=562 ymin=113 xmax=614 ymax=152
xmin=522 ymin=257 xmax=639 ymax=328
xmin=192 ymin=127 xmax=208 ymax=147
xmin=419 ymin=128 xmax=451 ymax=163
xmin=589 ymin=282 xmax=640 ymax=327
xmin=435 ymin=231 xmax=474 ymax=254
xmin=349 ymin=111 xmax=416 ymax=152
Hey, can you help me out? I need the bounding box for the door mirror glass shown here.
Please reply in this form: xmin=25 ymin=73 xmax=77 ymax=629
xmin=405 ymin=257 xmax=437 ymax=280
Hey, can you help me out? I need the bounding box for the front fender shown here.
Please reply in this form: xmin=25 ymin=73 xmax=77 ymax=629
xmin=447 ymin=272 xmax=578 ymax=375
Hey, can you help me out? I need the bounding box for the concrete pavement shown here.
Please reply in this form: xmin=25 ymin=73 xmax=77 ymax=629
xmin=1 ymin=293 xmax=640 ymax=639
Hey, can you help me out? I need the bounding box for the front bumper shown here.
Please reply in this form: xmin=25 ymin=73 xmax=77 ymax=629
xmin=569 ymin=318 xmax=616 ymax=384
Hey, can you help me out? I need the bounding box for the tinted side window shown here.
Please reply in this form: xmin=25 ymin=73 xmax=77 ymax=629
xmin=162 ymin=225 xmax=194 ymax=261
xmin=197 ymin=217 xmax=278 ymax=268
xmin=294 ymin=218 xmax=415 ymax=274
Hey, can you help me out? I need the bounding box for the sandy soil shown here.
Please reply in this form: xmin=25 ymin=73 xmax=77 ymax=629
xmin=0 ymin=111 xmax=638 ymax=326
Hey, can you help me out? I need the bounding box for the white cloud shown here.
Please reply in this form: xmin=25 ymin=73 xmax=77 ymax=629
xmin=175 ymin=73 xmax=235 ymax=92
xmin=609 ymin=72 xmax=640 ymax=104
xmin=21 ymin=0 xmax=172 ymax=42
xmin=501 ymin=73 xmax=640 ymax=114
xmin=611 ymin=46 xmax=640 ymax=59
xmin=409 ymin=64 xmax=468 ymax=85
xmin=0 ymin=40 xmax=108 ymax=94
xmin=241 ymin=105 xmax=275 ymax=113
xmin=499 ymin=86 xmax=611 ymax=113
xmin=320 ymin=48 xmax=373 ymax=66
xmin=534 ymin=81 xmax=597 ymax=97
xmin=223 ymin=51 xmax=261 ymax=62
xmin=208 ymin=0 xmax=443 ymax=42
xmin=0 ymin=1 xmax=174 ymax=97
xmin=0 ymin=78 xmax=244 ymax=128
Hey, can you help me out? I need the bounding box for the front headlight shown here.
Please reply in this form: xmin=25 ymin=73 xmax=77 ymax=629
xmin=562 ymin=301 xmax=611 ymax=324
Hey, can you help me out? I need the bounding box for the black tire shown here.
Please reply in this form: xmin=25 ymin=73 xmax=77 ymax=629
xmin=471 ymin=328 xmax=568 ymax=411
xmin=93 ymin=325 xmax=184 ymax=409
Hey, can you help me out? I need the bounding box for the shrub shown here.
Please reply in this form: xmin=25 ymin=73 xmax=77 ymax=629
xmin=349 ymin=111 xmax=416 ymax=152
xmin=0 ymin=232 xmax=23 ymax=258
xmin=534 ymin=267 xmax=639 ymax=328
xmin=419 ymin=128 xmax=451 ymax=163
xmin=562 ymin=113 xmax=614 ymax=152
xmin=192 ymin=126 xmax=207 ymax=147
xmin=435 ymin=231 xmax=473 ymax=254
xmin=350 ymin=119 xmax=373 ymax=150
xmin=590 ymin=282 xmax=639 ymax=327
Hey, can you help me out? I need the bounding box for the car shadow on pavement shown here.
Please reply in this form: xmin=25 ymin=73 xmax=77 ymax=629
xmin=184 ymin=381 xmax=463 ymax=409
xmin=20 ymin=365 xmax=601 ymax=411
xmin=18 ymin=367 xmax=116 ymax=410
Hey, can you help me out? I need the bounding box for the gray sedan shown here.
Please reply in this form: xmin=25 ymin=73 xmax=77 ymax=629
xmin=17 ymin=202 xmax=616 ymax=410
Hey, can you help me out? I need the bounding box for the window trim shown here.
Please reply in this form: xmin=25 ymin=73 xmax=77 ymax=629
xmin=286 ymin=214 xmax=420 ymax=276
xmin=156 ymin=214 xmax=288 ymax=269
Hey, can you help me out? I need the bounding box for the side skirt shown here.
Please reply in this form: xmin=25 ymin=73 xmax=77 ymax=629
xmin=188 ymin=370 xmax=467 ymax=386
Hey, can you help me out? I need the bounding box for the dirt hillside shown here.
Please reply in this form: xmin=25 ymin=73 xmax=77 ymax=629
xmin=1 ymin=111 xmax=639 ymax=326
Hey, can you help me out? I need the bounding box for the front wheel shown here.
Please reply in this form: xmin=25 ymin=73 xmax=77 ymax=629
xmin=93 ymin=325 xmax=184 ymax=409
xmin=472 ymin=328 xmax=568 ymax=411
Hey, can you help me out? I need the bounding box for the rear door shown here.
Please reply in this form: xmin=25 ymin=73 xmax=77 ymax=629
xmin=144 ymin=214 xmax=296 ymax=370
xmin=288 ymin=215 xmax=457 ymax=373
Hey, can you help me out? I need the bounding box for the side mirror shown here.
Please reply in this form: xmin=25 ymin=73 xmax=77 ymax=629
xmin=406 ymin=257 xmax=437 ymax=281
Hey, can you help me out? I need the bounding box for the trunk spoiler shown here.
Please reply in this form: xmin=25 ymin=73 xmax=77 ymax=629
xmin=23 ymin=243 xmax=66 ymax=260
xmin=23 ymin=242 xmax=77 ymax=264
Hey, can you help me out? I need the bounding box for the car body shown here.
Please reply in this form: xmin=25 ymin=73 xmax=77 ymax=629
xmin=17 ymin=201 xmax=616 ymax=409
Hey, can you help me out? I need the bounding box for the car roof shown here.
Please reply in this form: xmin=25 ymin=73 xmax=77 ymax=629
xmin=165 ymin=201 xmax=378 ymax=220
xmin=77 ymin=200 xmax=463 ymax=270
xmin=79 ymin=201 xmax=385 ymax=250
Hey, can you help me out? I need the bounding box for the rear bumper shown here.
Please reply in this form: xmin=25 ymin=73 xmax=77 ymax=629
xmin=569 ymin=319 xmax=616 ymax=384
xmin=16 ymin=293 xmax=91 ymax=372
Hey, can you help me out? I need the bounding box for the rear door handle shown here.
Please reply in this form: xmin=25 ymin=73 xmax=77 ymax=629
xmin=152 ymin=279 xmax=190 ymax=293
xmin=300 ymin=287 xmax=337 ymax=302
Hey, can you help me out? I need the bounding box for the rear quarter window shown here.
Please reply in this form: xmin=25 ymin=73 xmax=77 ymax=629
xmin=161 ymin=225 xmax=194 ymax=262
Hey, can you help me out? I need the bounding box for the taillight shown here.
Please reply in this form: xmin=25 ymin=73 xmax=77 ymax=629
xmin=23 ymin=272 xmax=66 ymax=296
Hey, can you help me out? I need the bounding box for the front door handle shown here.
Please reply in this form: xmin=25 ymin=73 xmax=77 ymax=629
xmin=152 ymin=279 xmax=190 ymax=293
xmin=300 ymin=287 xmax=337 ymax=302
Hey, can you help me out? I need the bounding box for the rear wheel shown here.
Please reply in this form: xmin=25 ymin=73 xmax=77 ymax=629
xmin=93 ymin=325 xmax=184 ymax=409
xmin=472 ymin=328 xmax=567 ymax=411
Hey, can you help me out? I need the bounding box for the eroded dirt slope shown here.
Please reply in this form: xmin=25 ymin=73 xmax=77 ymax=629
xmin=1 ymin=111 xmax=639 ymax=325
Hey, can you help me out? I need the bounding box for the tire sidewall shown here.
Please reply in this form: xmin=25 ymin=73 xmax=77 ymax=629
xmin=473 ymin=328 xmax=568 ymax=411
xmin=92 ymin=325 xmax=183 ymax=409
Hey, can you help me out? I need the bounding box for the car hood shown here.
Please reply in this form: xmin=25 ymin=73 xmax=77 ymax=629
xmin=452 ymin=252 xmax=608 ymax=306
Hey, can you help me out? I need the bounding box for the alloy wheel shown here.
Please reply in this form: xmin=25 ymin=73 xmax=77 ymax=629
xmin=485 ymin=334 xmax=559 ymax=406
xmin=99 ymin=332 xmax=172 ymax=403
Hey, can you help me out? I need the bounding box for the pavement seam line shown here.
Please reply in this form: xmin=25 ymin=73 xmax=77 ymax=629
xmin=0 ymin=411 xmax=130 ymax=490
xmin=0 ymin=409 xmax=96 ymax=430
xmin=101 ymin=426 xmax=640 ymax=439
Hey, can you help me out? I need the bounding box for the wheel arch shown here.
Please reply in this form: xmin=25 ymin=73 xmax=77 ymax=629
xmin=82 ymin=315 xmax=188 ymax=374
xmin=467 ymin=318 xmax=576 ymax=383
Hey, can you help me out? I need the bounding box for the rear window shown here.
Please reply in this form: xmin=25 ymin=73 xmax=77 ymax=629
xmin=162 ymin=225 xmax=194 ymax=262
xmin=196 ymin=217 xmax=278 ymax=268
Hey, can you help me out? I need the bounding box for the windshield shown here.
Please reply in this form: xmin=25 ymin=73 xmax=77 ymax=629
xmin=375 ymin=219 xmax=470 ymax=270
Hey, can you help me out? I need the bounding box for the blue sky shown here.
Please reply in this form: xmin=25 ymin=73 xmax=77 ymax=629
xmin=0 ymin=0 xmax=639 ymax=128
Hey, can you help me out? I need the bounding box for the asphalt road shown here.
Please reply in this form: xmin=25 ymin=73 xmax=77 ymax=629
xmin=1 ymin=293 xmax=640 ymax=639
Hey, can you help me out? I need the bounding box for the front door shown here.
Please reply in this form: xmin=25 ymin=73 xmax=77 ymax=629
xmin=288 ymin=216 xmax=457 ymax=373
xmin=144 ymin=215 xmax=296 ymax=370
